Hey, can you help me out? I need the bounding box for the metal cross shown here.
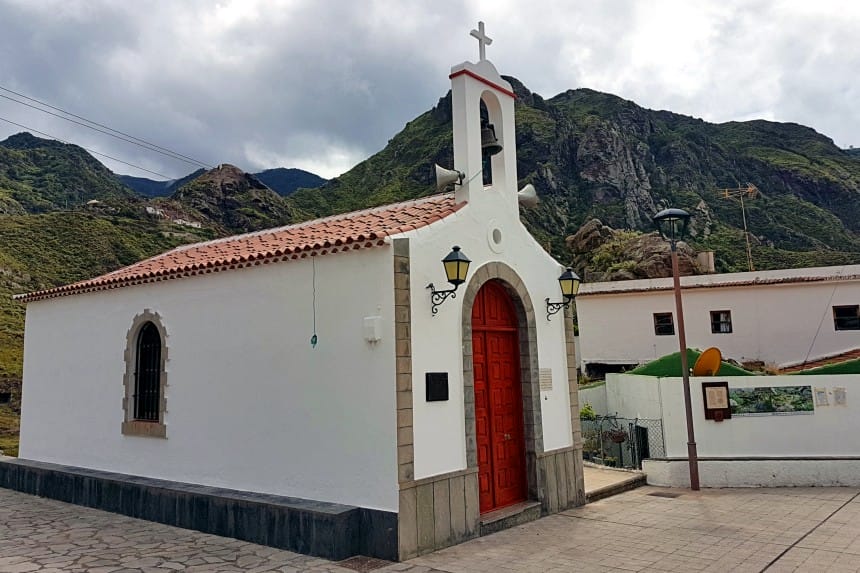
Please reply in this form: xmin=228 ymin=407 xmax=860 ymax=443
xmin=470 ymin=21 xmax=492 ymax=61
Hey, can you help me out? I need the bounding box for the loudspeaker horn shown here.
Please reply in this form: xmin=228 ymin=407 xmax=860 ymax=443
xmin=517 ymin=184 xmax=539 ymax=207
xmin=435 ymin=164 xmax=464 ymax=190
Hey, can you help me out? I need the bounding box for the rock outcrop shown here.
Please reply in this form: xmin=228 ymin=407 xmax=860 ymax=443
xmin=566 ymin=219 xmax=700 ymax=281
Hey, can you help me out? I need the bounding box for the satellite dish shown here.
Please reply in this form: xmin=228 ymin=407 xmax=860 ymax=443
xmin=692 ymin=347 xmax=722 ymax=376
xmin=517 ymin=184 xmax=539 ymax=208
xmin=434 ymin=164 xmax=464 ymax=190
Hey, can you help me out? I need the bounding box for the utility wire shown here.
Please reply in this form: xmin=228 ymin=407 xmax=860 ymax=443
xmin=0 ymin=115 xmax=173 ymax=179
xmin=0 ymin=85 xmax=213 ymax=169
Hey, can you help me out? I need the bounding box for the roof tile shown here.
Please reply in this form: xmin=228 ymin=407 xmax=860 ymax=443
xmin=17 ymin=193 xmax=462 ymax=302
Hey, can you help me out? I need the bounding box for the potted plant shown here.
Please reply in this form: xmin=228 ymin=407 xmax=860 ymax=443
xmin=606 ymin=428 xmax=627 ymax=444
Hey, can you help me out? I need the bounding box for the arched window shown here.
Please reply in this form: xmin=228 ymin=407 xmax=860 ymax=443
xmin=134 ymin=322 xmax=162 ymax=421
xmin=122 ymin=310 xmax=168 ymax=438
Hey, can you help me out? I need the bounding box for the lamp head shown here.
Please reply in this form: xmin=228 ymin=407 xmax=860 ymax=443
xmin=442 ymin=246 xmax=471 ymax=287
xmin=653 ymin=208 xmax=691 ymax=245
xmin=558 ymin=267 xmax=581 ymax=299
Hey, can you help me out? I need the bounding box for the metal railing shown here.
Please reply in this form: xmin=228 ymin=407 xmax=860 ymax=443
xmin=580 ymin=415 xmax=665 ymax=469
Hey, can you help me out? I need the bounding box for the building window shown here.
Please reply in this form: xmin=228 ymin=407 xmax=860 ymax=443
xmin=134 ymin=322 xmax=162 ymax=421
xmin=122 ymin=310 xmax=168 ymax=438
xmin=710 ymin=310 xmax=733 ymax=334
xmin=653 ymin=312 xmax=674 ymax=336
xmin=833 ymin=305 xmax=860 ymax=331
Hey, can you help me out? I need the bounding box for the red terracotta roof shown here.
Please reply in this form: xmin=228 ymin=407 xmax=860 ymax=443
xmin=779 ymin=348 xmax=860 ymax=373
xmin=16 ymin=193 xmax=462 ymax=303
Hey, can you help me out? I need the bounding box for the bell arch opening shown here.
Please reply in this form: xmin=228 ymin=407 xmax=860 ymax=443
xmin=479 ymin=91 xmax=504 ymax=187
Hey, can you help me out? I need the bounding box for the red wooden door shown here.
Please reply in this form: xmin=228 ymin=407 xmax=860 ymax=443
xmin=472 ymin=281 xmax=527 ymax=512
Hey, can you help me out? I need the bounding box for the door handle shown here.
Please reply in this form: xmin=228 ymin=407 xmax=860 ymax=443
xmin=504 ymin=433 xmax=511 ymax=440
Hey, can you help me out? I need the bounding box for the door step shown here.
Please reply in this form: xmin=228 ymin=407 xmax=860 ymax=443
xmin=479 ymin=501 xmax=542 ymax=536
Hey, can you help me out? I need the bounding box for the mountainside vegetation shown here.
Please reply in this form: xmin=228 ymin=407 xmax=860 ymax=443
xmin=1 ymin=132 xmax=137 ymax=214
xmin=291 ymin=79 xmax=860 ymax=274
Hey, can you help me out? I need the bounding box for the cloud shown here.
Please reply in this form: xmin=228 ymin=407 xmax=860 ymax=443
xmin=1 ymin=0 xmax=859 ymax=180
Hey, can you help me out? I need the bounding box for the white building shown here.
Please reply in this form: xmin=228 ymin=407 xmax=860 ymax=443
xmin=5 ymin=28 xmax=584 ymax=562
xmin=576 ymin=265 xmax=860 ymax=376
xmin=587 ymin=372 xmax=860 ymax=488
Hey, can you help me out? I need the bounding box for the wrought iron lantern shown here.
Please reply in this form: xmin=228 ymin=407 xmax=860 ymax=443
xmin=653 ymin=208 xmax=691 ymax=249
xmin=545 ymin=267 xmax=581 ymax=320
xmin=428 ymin=246 xmax=471 ymax=315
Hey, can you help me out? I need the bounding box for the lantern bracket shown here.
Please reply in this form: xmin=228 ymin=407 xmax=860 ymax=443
xmin=545 ymin=297 xmax=571 ymax=321
xmin=427 ymin=283 xmax=459 ymax=316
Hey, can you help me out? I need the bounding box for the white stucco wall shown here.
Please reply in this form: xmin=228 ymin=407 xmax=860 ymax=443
xmin=604 ymin=374 xmax=664 ymax=421
xmin=405 ymin=202 xmax=573 ymax=480
xmin=18 ymin=247 xmax=399 ymax=511
xmin=644 ymin=458 xmax=860 ymax=488
xmin=606 ymin=373 xmax=860 ymax=459
xmin=577 ymin=271 xmax=860 ymax=370
xmin=578 ymin=383 xmax=607 ymax=416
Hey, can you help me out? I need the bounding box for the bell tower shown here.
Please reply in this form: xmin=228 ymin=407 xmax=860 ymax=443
xmin=450 ymin=22 xmax=518 ymax=212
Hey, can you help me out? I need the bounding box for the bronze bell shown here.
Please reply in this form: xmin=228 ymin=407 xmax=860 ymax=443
xmin=481 ymin=120 xmax=503 ymax=156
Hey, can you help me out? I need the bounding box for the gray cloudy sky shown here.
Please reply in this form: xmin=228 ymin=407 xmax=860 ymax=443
xmin=1 ymin=0 xmax=859 ymax=180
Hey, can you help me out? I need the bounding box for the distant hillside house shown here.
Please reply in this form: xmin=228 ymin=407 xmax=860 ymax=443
xmin=5 ymin=40 xmax=584 ymax=562
xmin=576 ymin=265 xmax=860 ymax=376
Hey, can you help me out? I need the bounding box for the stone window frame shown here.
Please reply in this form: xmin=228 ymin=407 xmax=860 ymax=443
xmin=122 ymin=310 xmax=169 ymax=438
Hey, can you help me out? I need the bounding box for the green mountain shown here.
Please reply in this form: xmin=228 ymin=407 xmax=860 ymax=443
xmin=117 ymin=169 xmax=206 ymax=198
xmin=289 ymin=79 xmax=860 ymax=272
xmin=120 ymin=167 xmax=326 ymax=199
xmin=164 ymin=164 xmax=298 ymax=233
xmin=253 ymin=168 xmax=327 ymax=196
xmin=1 ymin=132 xmax=138 ymax=213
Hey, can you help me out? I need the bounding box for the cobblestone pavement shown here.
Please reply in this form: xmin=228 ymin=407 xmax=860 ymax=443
xmin=3 ymin=486 xmax=860 ymax=572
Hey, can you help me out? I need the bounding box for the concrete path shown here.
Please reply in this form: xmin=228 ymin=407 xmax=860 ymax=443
xmin=3 ymin=486 xmax=860 ymax=572
xmin=583 ymin=464 xmax=646 ymax=502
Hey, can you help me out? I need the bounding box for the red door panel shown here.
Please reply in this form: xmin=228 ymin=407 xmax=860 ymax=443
xmin=471 ymin=281 xmax=526 ymax=513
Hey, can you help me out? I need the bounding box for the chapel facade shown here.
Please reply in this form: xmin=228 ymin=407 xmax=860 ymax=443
xmin=3 ymin=24 xmax=585 ymax=561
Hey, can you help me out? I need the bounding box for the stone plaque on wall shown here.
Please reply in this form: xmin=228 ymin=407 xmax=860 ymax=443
xmin=539 ymin=368 xmax=553 ymax=392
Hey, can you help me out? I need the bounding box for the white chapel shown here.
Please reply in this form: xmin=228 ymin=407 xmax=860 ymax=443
xmin=3 ymin=23 xmax=586 ymax=561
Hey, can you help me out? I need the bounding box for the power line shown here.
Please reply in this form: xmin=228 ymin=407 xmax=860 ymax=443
xmin=0 ymin=115 xmax=174 ymax=179
xmin=0 ymin=84 xmax=213 ymax=169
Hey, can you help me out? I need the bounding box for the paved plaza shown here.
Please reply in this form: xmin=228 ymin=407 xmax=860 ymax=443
xmin=2 ymin=484 xmax=860 ymax=572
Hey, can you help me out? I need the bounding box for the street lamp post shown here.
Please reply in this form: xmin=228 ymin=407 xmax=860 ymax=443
xmin=653 ymin=208 xmax=700 ymax=491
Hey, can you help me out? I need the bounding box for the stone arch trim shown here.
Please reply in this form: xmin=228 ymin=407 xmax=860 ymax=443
xmin=461 ymin=262 xmax=543 ymax=500
xmin=122 ymin=309 xmax=169 ymax=438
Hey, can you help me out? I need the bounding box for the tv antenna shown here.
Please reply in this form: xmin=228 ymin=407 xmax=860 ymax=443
xmin=716 ymin=183 xmax=758 ymax=271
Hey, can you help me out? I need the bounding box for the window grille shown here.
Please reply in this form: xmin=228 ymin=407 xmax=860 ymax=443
xmin=653 ymin=312 xmax=674 ymax=336
xmin=710 ymin=310 xmax=733 ymax=333
xmin=833 ymin=305 xmax=860 ymax=331
xmin=134 ymin=322 xmax=162 ymax=421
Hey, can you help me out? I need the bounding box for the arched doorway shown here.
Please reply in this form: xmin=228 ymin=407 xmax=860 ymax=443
xmin=471 ymin=280 xmax=527 ymax=512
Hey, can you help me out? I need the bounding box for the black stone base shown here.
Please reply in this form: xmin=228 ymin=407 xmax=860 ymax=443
xmin=0 ymin=457 xmax=397 ymax=561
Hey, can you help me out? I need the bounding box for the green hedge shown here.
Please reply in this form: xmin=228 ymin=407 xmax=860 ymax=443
xmin=629 ymin=349 xmax=755 ymax=377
